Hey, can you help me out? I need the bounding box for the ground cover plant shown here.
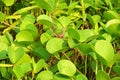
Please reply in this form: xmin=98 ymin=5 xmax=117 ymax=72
xmin=0 ymin=0 xmax=120 ymax=80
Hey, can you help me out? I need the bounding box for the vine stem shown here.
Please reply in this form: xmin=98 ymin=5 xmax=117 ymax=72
xmin=31 ymin=71 xmax=35 ymax=80
xmin=108 ymin=66 xmax=112 ymax=75
xmin=3 ymin=20 xmax=19 ymax=34
xmin=85 ymin=55 xmax=87 ymax=75
xmin=95 ymin=60 xmax=98 ymax=75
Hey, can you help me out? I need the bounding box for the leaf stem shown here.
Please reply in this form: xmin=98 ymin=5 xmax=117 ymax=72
xmin=0 ymin=64 xmax=13 ymax=67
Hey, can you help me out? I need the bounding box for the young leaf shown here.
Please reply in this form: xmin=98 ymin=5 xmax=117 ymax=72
xmin=57 ymin=59 xmax=76 ymax=76
xmin=46 ymin=38 xmax=67 ymax=54
xmin=96 ymin=70 xmax=110 ymax=80
xmin=95 ymin=40 xmax=114 ymax=66
xmin=36 ymin=71 xmax=54 ymax=80
xmin=7 ymin=47 xmax=24 ymax=63
xmin=37 ymin=15 xmax=52 ymax=27
xmin=35 ymin=0 xmax=56 ymax=13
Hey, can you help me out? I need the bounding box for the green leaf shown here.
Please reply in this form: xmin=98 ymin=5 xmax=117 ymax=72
xmin=13 ymin=65 xmax=24 ymax=79
xmin=76 ymin=74 xmax=88 ymax=80
xmin=33 ymin=47 xmax=51 ymax=61
xmin=78 ymin=29 xmax=94 ymax=42
xmin=37 ymin=15 xmax=52 ymax=27
xmin=22 ymin=14 xmax=35 ymax=23
xmin=103 ymin=10 xmax=119 ymax=21
xmin=106 ymin=19 xmax=120 ymax=28
xmin=21 ymin=63 xmax=32 ymax=74
xmin=46 ymin=38 xmax=67 ymax=54
xmin=68 ymin=28 xmax=80 ymax=40
xmin=5 ymin=32 xmax=13 ymax=43
xmin=77 ymin=43 xmax=93 ymax=54
xmin=36 ymin=71 xmax=53 ymax=80
xmin=67 ymin=38 xmax=77 ymax=48
xmin=7 ymin=47 xmax=24 ymax=63
xmin=3 ymin=0 xmax=14 ymax=6
xmin=35 ymin=0 xmax=56 ymax=13
xmin=111 ymin=77 xmax=120 ymax=80
xmin=54 ymin=73 xmax=71 ymax=80
xmin=13 ymin=6 xmax=38 ymax=15
xmin=0 ymin=43 xmax=8 ymax=52
xmin=40 ymin=32 xmax=52 ymax=44
xmin=16 ymin=53 xmax=31 ymax=65
xmin=113 ymin=65 xmax=120 ymax=75
xmin=56 ymin=16 xmax=71 ymax=28
xmin=20 ymin=22 xmax=38 ymax=39
xmin=57 ymin=59 xmax=76 ymax=76
xmin=34 ymin=59 xmax=45 ymax=73
xmin=95 ymin=40 xmax=114 ymax=66
xmin=0 ymin=11 xmax=6 ymax=22
xmin=0 ymin=50 xmax=7 ymax=60
xmin=16 ymin=30 xmax=34 ymax=42
xmin=96 ymin=70 xmax=110 ymax=80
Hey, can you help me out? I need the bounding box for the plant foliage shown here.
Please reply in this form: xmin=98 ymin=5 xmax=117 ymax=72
xmin=0 ymin=0 xmax=120 ymax=80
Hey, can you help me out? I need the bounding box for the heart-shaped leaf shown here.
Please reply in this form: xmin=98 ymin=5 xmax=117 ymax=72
xmin=7 ymin=47 xmax=24 ymax=63
xmin=57 ymin=59 xmax=76 ymax=76
xmin=46 ymin=38 xmax=67 ymax=54
xmin=96 ymin=70 xmax=110 ymax=80
xmin=95 ymin=40 xmax=114 ymax=66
